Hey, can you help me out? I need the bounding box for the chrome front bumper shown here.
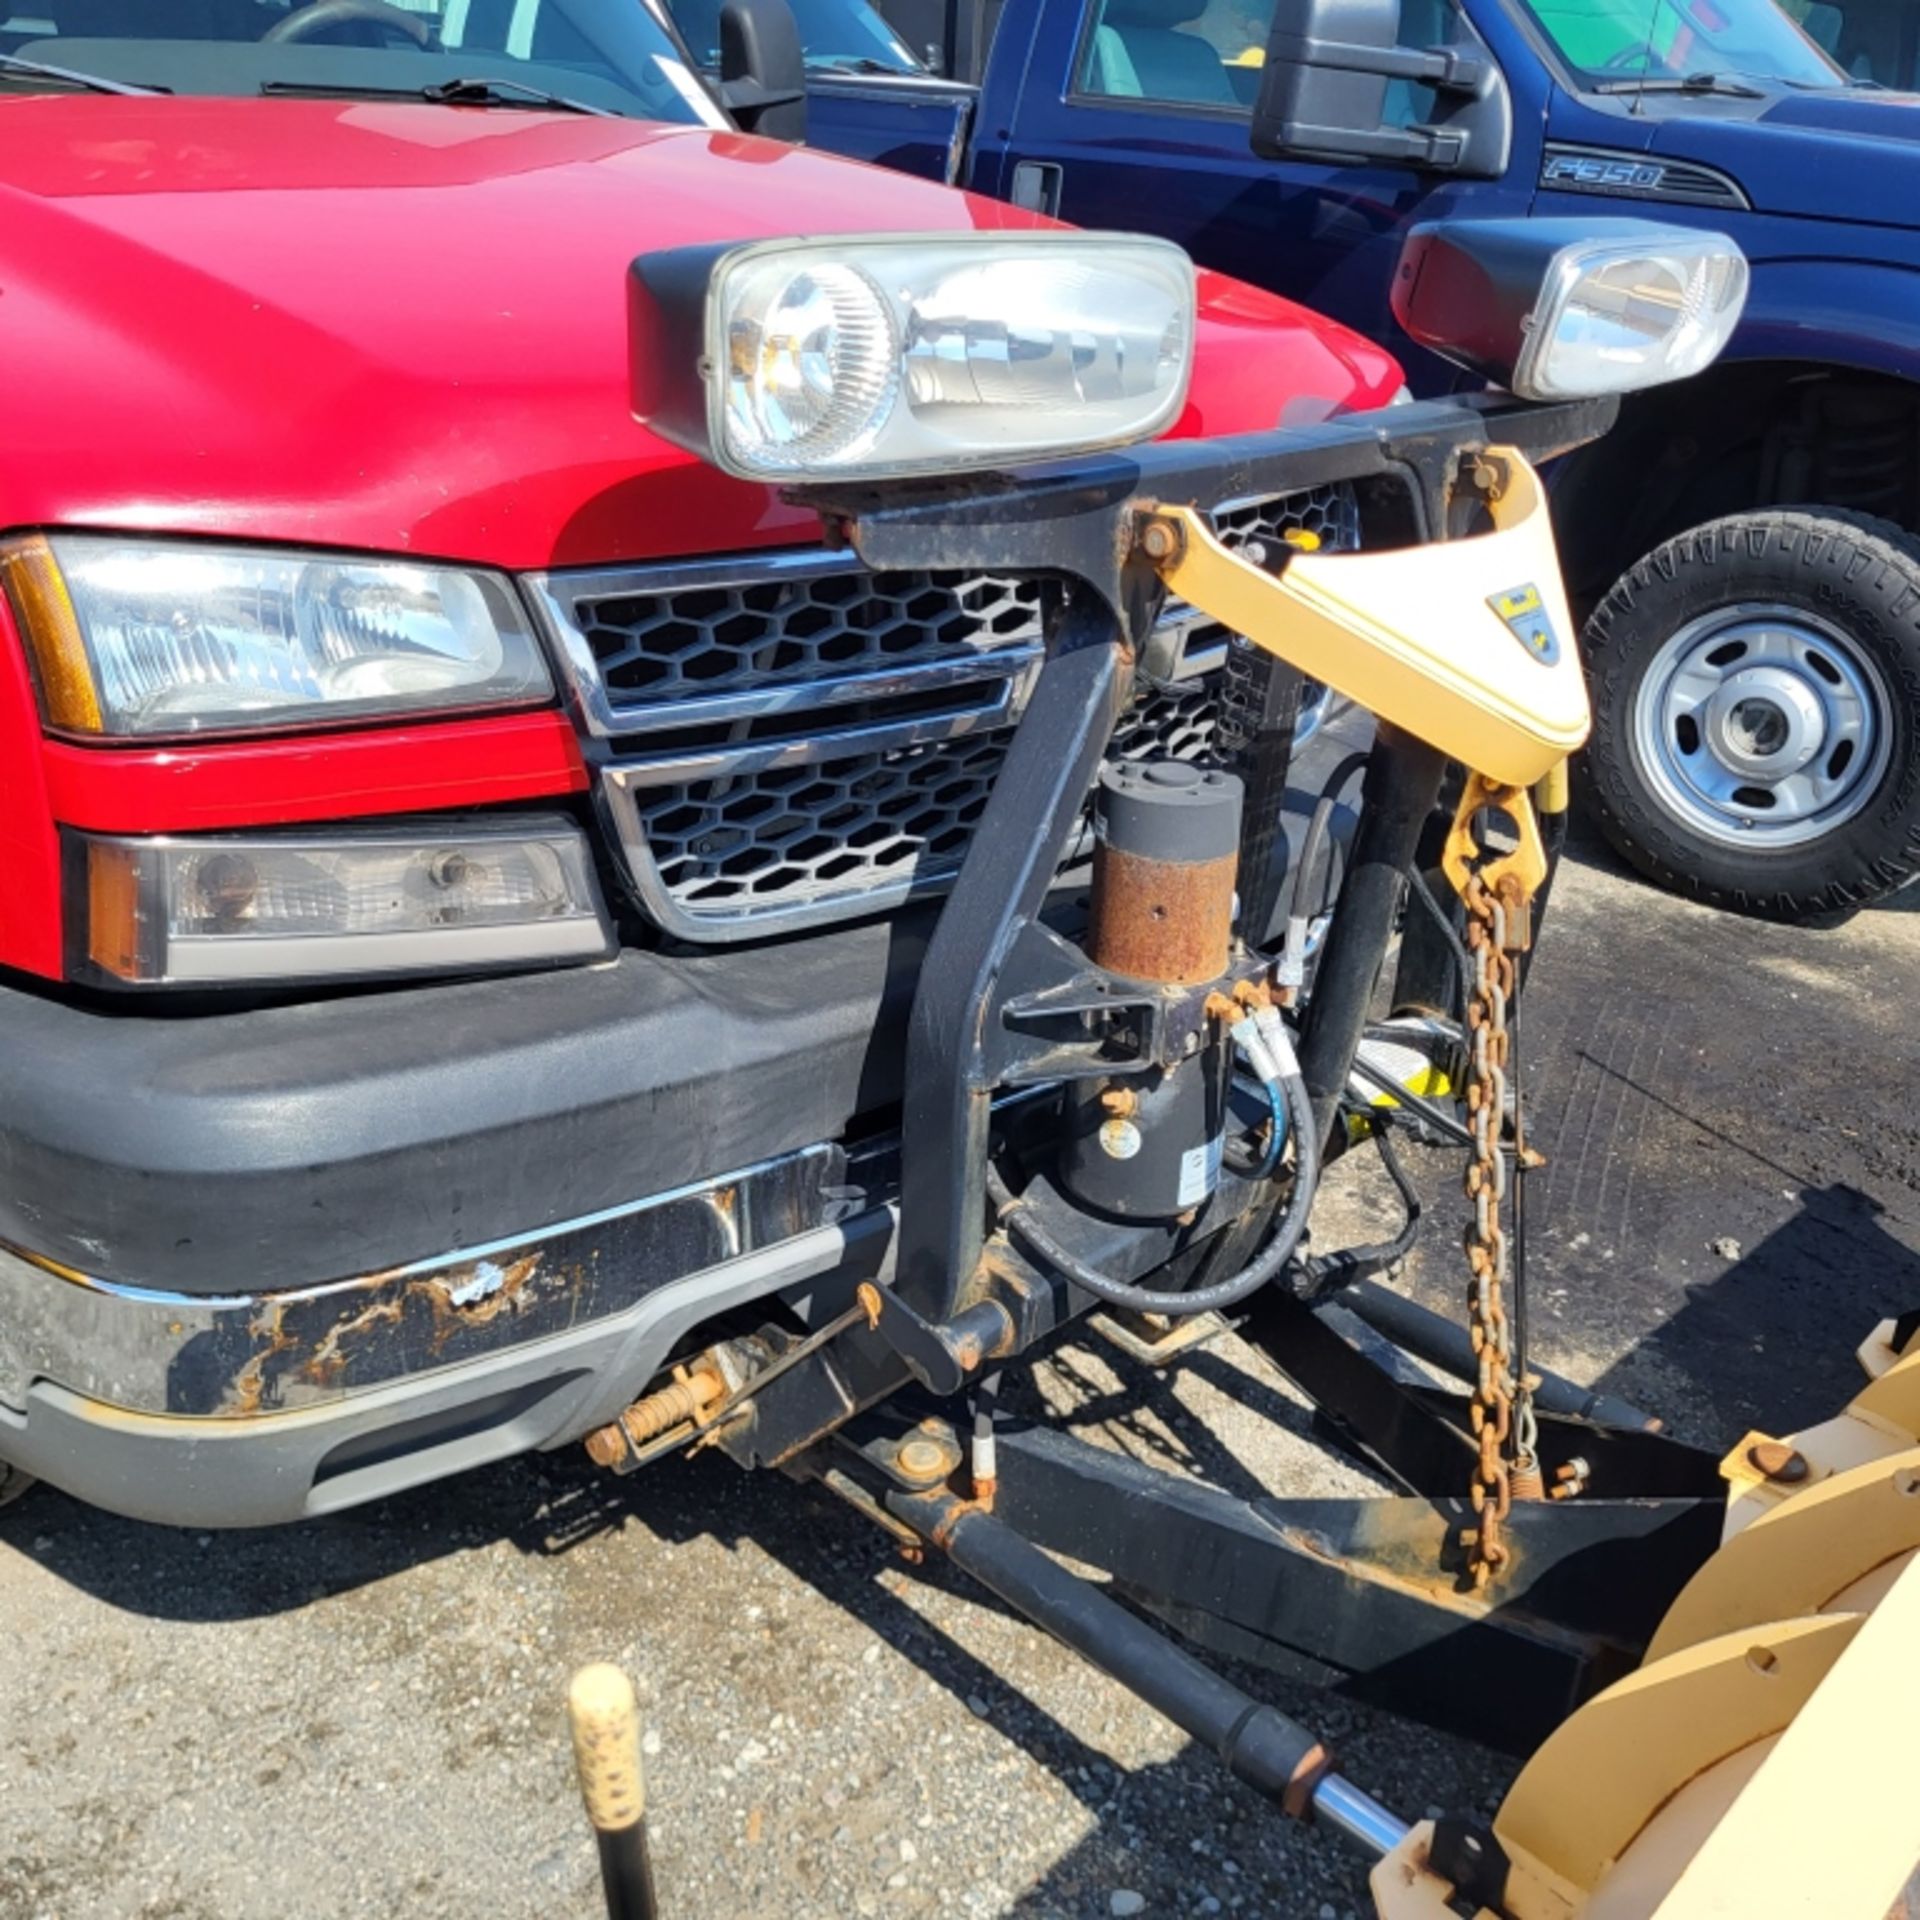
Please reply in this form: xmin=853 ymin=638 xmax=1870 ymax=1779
xmin=0 ymin=1140 xmax=865 ymax=1423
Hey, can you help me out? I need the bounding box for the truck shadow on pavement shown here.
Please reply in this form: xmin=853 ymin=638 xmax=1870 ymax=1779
xmin=1585 ymin=1178 xmax=1920 ymax=1447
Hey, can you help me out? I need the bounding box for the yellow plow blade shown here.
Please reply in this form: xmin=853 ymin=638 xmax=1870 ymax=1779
xmin=1371 ymin=1321 xmax=1920 ymax=1920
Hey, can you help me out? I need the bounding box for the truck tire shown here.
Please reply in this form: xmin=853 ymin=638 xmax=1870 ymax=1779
xmin=1581 ymin=510 xmax=1920 ymax=922
xmin=0 ymin=1461 xmax=34 ymax=1510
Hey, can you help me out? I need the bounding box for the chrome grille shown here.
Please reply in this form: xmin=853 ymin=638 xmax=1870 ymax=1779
xmin=1111 ymin=677 xmax=1225 ymax=765
xmin=635 ymin=734 xmax=1006 ymax=915
xmin=532 ymin=483 xmax=1358 ymax=942
xmin=573 ymin=558 xmax=1046 ymax=712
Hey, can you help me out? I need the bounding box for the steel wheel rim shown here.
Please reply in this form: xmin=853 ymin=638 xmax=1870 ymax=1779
xmin=1631 ymin=602 xmax=1895 ymax=851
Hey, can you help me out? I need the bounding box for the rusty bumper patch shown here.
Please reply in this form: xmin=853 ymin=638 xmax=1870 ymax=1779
xmin=0 ymin=1141 xmax=852 ymax=1420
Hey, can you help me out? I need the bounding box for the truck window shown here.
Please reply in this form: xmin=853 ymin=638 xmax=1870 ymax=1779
xmin=1074 ymin=0 xmax=1441 ymax=122
xmin=1776 ymin=0 xmax=1919 ymax=85
xmin=1516 ymin=0 xmax=1848 ymax=86
xmin=1076 ymin=0 xmax=1269 ymax=108
xmin=0 ymin=0 xmax=724 ymax=122
xmin=664 ymin=0 xmax=926 ymax=73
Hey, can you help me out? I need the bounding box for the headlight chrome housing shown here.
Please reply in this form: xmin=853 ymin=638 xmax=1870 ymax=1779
xmin=3 ymin=536 xmax=552 ymax=738
xmin=632 ymin=232 xmax=1198 ymax=482
xmin=1390 ymin=218 xmax=1748 ymax=402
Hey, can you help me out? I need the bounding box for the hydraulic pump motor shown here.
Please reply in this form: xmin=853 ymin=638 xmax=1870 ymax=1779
xmin=1086 ymin=760 xmax=1242 ymax=985
xmin=1062 ymin=760 xmax=1244 ymax=1221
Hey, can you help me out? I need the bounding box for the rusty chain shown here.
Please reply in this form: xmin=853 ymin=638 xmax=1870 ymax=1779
xmin=1460 ymin=872 xmax=1519 ymax=1585
xmin=1445 ymin=776 xmax=1550 ymax=1589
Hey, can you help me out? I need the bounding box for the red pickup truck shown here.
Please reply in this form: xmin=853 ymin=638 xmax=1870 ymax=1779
xmin=0 ymin=5 xmax=1730 ymax=1529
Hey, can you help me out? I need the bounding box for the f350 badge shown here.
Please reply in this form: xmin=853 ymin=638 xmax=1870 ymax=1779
xmin=1488 ymin=584 xmax=1561 ymax=665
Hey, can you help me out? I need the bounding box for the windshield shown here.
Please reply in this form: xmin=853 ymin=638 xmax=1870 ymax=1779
xmin=0 ymin=0 xmax=726 ymax=123
xmin=1518 ymin=0 xmax=1851 ymax=88
xmin=1776 ymin=0 xmax=1920 ymax=87
xmin=663 ymin=0 xmax=925 ymax=72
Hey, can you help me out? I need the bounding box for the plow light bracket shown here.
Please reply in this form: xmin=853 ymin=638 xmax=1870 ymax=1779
xmin=1391 ymin=217 xmax=1747 ymax=402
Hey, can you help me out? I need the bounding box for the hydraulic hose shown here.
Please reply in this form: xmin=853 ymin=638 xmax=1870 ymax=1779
xmin=990 ymin=1046 xmax=1320 ymax=1319
xmin=1286 ymin=1118 xmax=1421 ymax=1301
xmin=1299 ymin=732 xmax=1449 ymax=1150
xmin=1248 ymin=1072 xmax=1288 ymax=1179
xmin=1276 ymin=750 xmax=1369 ymax=990
xmin=1404 ymin=863 xmax=1472 ymax=1015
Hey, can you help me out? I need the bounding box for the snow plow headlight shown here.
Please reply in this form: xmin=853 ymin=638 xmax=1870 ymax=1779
xmin=2 ymin=537 xmax=551 ymax=738
xmin=1390 ymin=218 xmax=1747 ymax=402
xmin=631 ymin=232 xmax=1196 ymax=481
xmin=71 ymin=816 xmax=612 ymax=989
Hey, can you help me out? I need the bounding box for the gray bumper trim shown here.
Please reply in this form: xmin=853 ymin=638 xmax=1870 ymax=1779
xmin=0 ymin=1209 xmax=895 ymax=1530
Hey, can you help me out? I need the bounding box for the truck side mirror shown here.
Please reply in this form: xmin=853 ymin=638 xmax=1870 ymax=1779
xmin=718 ymin=0 xmax=809 ymax=144
xmin=1250 ymin=0 xmax=1509 ymax=178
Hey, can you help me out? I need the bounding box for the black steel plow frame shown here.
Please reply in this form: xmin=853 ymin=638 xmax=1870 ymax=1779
xmin=674 ymin=384 xmax=1755 ymax=1849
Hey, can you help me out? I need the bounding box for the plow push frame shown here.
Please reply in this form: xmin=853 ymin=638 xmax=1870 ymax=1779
xmin=578 ymin=387 xmax=1920 ymax=1918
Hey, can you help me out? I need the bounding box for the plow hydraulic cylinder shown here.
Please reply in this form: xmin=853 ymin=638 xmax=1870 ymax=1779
xmin=1297 ymin=730 xmax=1448 ymax=1150
xmin=886 ymin=1483 xmax=1408 ymax=1856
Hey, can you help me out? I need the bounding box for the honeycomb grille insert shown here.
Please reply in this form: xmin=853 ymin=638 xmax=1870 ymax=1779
xmin=544 ymin=484 xmax=1359 ymax=939
xmin=578 ymin=562 xmax=1044 ymax=708
xmin=636 ymin=735 xmax=1006 ymax=914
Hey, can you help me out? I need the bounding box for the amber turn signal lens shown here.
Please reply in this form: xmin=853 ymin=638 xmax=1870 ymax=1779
xmin=85 ymin=840 xmax=145 ymax=982
xmin=0 ymin=536 xmax=102 ymax=733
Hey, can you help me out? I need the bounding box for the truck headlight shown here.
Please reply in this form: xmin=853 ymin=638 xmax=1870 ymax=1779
xmin=631 ymin=233 xmax=1196 ymax=481
xmin=72 ymin=816 xmax=612 ymax=988
xmin=1390 ymin=218 xmax=1747 ymax=401
xmin=3 ymin=536 xmax=552 ymax=738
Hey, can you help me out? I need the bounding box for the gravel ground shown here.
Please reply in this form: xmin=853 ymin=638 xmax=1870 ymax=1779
xmin=5 ymin=832 xmax=1919 ymax=1920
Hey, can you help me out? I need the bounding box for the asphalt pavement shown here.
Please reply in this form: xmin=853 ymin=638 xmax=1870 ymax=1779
xmin=4 ymin=826 xmax=1919 ymax=1920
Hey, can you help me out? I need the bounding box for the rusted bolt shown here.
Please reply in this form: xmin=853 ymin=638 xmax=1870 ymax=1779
xmin=895 ymin=1436 xmax=953 ymax=1485
xmin=1549 ymin=1457 xmax=1590 ymax=1501
xmin=1137 ymin=518 xmax=1181 ymax=563
xmin=1100 ymin=1086 xmax=1139 ymax=1119
xmin=1747 ymin=1440 xmax=1810 ymax=1484
xmin=584 ymin=1426 xmax=627 ymax=1469
xmin=1464 ymin=453 xmax=1508 ymax=502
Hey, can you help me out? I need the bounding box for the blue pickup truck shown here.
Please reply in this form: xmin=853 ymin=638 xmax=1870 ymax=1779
xmin=715 ymin=0 xmax=1920 ymax=920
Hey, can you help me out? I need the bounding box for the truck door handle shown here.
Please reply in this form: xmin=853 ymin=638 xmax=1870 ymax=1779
xmin=1009 ymin=161 xmax=1063 ymax=216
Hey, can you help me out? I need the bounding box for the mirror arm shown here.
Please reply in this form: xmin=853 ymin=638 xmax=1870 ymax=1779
xmin=1279 ymin=34 xmax=1492 ymax=94
xmin=1287 ymin=118 xmax=1467 ymax=165
xmin=716 ymin=76 xmax=807 ymax=113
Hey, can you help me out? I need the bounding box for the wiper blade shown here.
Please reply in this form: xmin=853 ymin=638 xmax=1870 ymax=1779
xmin=0 ymin=51 xmax=164 ymax=95
xmin=419 ymin=74 xmax=614 ymax=115
xmin=809 ymin=56 xmax=912 ymax=74
xmin=261 ymin=74 xmax=614 ymax=116
xmin=1593 ymin=70 xmax=1766 ymax=97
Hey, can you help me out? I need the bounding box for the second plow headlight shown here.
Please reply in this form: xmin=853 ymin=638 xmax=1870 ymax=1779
xmin=1391 ymin=217 xmax=1748 ymax=401
xmin=631 ymin=233 xmax=1196 ymax=480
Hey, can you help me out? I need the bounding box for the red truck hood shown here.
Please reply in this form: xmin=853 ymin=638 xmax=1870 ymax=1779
xmin=0 ymin=96 xmax=1400 ymax=570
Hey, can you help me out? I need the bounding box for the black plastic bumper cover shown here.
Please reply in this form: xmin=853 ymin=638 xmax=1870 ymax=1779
xmin=0 ymin=912 xmax=927 ymax=1296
